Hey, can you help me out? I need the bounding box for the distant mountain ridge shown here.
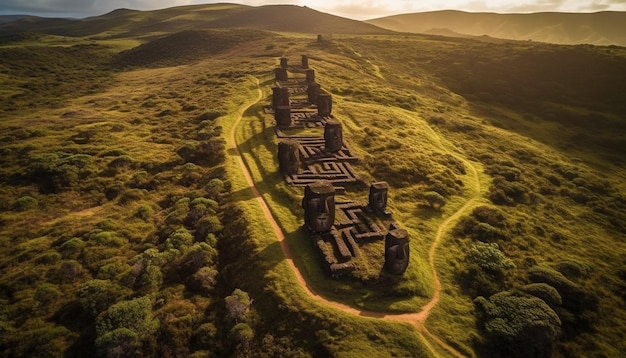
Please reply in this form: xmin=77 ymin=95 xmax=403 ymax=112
xmin=367 ymin=10 xmax=626 ymax=46
xmin=0 ymin=4 xmax=391 ymax=38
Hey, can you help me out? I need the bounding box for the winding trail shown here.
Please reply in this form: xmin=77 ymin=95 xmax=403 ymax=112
xmin=228 ymin=77 xmax=481 ymax=358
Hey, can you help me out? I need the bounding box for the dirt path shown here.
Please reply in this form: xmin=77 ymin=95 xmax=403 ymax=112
xmin=229 ymin=77 xmax=480 ymax=358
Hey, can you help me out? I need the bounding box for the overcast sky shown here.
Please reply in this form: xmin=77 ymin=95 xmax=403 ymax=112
xmin=1 ymin=0 xmax=625 ymax=19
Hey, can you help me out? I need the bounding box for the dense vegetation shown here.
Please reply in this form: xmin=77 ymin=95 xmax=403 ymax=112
xmin=1 ymin=4 xmax=625 ymax=357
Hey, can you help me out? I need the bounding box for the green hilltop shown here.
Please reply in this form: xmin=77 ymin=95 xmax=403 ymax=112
xmin=0 ymin=3 xmax=625 ymax=358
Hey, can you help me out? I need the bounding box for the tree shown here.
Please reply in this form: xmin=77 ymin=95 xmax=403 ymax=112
xmin=474 ymin=291 xmax=561 ymax=358
xmin=225 ymin=289 xmax=252 ymax=323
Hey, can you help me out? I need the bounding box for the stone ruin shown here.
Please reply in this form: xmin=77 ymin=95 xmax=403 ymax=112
xmin=302 ymin=180 xmax=335 ymax=233
xmin=385 ymin=229 xmax=410 ymax=275
xmin=267 ymin=55 xmax=410 ymax=278
xmin=278 ymin=140 xmax=301 ymax=175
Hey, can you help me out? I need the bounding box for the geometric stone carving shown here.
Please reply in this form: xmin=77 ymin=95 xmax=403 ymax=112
xmin=384 ymin=228 xmax=410 ymax=275
xmin=317 ymin=93 xmax=332 ymax=117
xmin=324 ymin=119 xmax=343 ymax=153
xmin=275 ymin=106 xmax=292 ymax=127
xmin=278 ymin=140 xmax=301 ymax=175
xmin=301 ymin=54 xmax=309 ymax=69
xmin=368 ymin=181 xmax=391 ymax=216
xmin=307 ymin=82 xmax=321 ymax=104
xmin=272 ymin=87 xmax=289 ymax=108
xmin=274 ymin=67 xmax=288 ymax=81
xmin=306 ymin=69 xmax=315 ymax=83
xmin=302 ymin=181 xmax=335 ymax=233
xmin=280 ymin=57 xmax=288 ymax=69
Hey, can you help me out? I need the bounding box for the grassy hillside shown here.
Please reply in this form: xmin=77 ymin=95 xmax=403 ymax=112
xmin=0 ymin=4 xmax=391 ymax=39
xmin=367 ymin=10 xmax=626 ymax=47
xmin=1 ymin=4 xmax=625 ymax=358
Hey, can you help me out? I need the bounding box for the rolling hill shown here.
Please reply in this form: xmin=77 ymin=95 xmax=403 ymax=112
xmin=1 ymin=3 xmax=625 ymax=358
xmin=0 ymin=4 xmax=391 ymax=39
xmin=367 ymin=10 xmax=626 ymax=46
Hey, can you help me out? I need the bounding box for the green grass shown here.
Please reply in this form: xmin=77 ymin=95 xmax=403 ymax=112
xmin=1 ymin=11 xmax=625 ymax=357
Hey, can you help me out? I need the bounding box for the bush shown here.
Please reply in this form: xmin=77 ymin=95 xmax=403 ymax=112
xmin=13 ymin=196 xmax=38 ymax=211
xmin=96 ymin=296 xmax=159 ymax=352
xmin=421 ymin=191 xmax=446 ymax=210
xmin=58 ymin=237 xmax=86 ymax=259
xmin=225 ymin=289 xmax=252 ymax=323
xmin=466 ymin=242 xmax=515 ymax=274
xmin=474 ymin=290 xmax=561 ymax=358
xmin=521 ymin=283 xmax=562 ymax=308
xmin=78 ymin=279 xmax=131 ymax=317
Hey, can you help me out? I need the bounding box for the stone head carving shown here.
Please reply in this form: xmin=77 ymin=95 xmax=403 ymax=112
xmin=306 ymin=69 xmax=315 ymax=83
xmin=317 ymin=93 xmax=332 ymax=117
xmin=274 ymin=106 xmax=292 ymax=127
xmin=301 ymin=55 xmax=309 ymax=69
xmin=272 ymin=87 xmax=289 ymax=108
xmin=384 ymin=229 xmax=409 ymax=275
xmin=280 ymin=57 xmax=288 ymax=69
xmin=278 ymin=140 xmax=301 ymax=175
xmin=324 ymin=119 xmax=343 ymax=153
xmin=369 ymin=182 xmax=389 ymax=214
xmin=274 ymin=67 xmax=288 ymax=81
xmin=302 ymin=181 xmax=335 ymax=233
xmin=307 ymin=82 xmax=321 ymax=104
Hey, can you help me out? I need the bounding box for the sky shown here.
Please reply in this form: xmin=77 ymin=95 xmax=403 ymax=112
xmin=1 ymin=0 xmax=625 ymax=20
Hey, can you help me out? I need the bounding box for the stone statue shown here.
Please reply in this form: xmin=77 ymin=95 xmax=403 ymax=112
xmin=324 ymin=119 xmax=343 ymax=153
xmin=272 ymin=87 xmax=289 ymax=108
xmin=274 ymin=67 xmax=288 ymax=81
xmin=301 ymin=55 xmax=309 ymax=69
xmin=274 ymin=106 xmax=292 ymax=127
xmin=278 ymin=140 xmax=301 ymax=175
xmin=307 ymin=82 xmax=321 ymax=104
xmin=302 ymin=181 xmax=335 ymax=233
xmin=317 ymin=93 xmax=332 ymax=117
xmin=280 ymin=57 xmax=288 ymax=69
xmin=384 ymin=228 xmax=409 ymax=275
xmin=369 ymin=182 xmax=391 ymax=215
xmin=306 ymin=69 xmax=315 ymax=84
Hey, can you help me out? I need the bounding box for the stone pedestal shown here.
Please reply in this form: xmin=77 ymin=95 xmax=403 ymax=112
xmin=274 ymin=67 xmax=288 ymax=81
xmin=307 ymin=82 xmax=321 ymax=103
xmin=302 ymin=181 xmax=335 ymax=233
xmin=272 ymin=87 xmax=289 ymax=108
xmin=280 ymin=57 xmax=288 ymax=69
xmin=384 ymin=229 xmax=410 ymax=275
xmin=301 ymin=55 xmax=309 ymax=69
xmin=324 ymin=119 xmax=343 ymax=153
xmin=317 ymin=93 xmax=332 ymax=117
xmin=274 ymin=106 xmax=292 ymax=127
xmin=278 ymin=140 xmax=301 ymax=175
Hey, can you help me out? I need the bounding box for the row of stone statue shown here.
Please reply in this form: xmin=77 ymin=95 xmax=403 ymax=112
xmin=301 ymin=180 xmax=409 ymax=275
xmin=272 ymin=55 xmax=410 ymax=276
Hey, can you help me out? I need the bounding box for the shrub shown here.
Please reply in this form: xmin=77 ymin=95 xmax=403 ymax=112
xmin=466 ymin=242 xmax=515 ymax=274
xmin=78 ymin=279 xmax=131 ymax=317
xmin=165 ymin=227 xmax=194 ymax=251
xmin=474 ymin=291 xmax=561 ymax=358
xmin=225 ymin=289 xmax=252 ymax=323
xmin=527 ymin=265 xmax=598 ymax=313
xmin=96 ymin=296 xmax=159 ymax=352
xmin=521 ymin=283 xmax=562 ymax=308
xmin=58 ymin=237 xmax=85 ymax=259
xmin=421 ymin=191 xmax=446 ymax=210
xmin=13 ymin=196 xmax=38 ymax=211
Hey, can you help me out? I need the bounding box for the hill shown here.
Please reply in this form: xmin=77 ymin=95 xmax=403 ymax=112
xmin=0 ymin=4 xmax=391 ymax=39
xmin=367 ymin=10 xmax=626 ymax=46
xmin=0 ymin=3 xmax=625 ymax=358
